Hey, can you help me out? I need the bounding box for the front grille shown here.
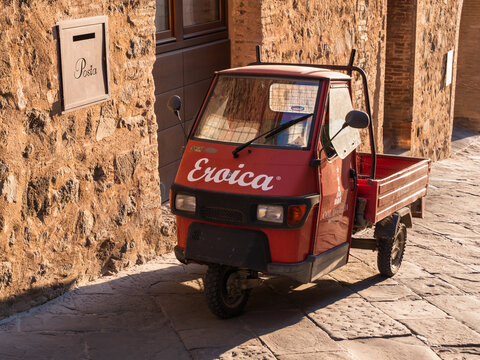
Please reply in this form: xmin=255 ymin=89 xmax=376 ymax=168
xmin=200 ymin=206 xmax=244 ymax=224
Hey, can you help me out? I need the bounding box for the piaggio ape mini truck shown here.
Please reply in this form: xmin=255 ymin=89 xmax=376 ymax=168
xmin=168 ymin=49 xmax=431 ymax=318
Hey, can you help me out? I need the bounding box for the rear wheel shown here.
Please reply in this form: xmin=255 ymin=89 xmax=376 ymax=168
xmin=377 ymin=223 xmax=407 ymax=277
xmin=204 ymin=264 xmax=251 ymax=319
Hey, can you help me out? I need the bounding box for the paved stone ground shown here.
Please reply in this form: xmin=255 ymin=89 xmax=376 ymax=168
xmin=1 ymin=128 xmax=479 ymax=360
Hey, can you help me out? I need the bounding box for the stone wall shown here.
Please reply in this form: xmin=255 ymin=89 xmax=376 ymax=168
xmin=230 ymin=0 xmax=387 ymax=153
xmin=410 ymin=0 xmax=462 ymax=160
xmin=229 ymin=0 xmax=478 ymax=161
xmin=229 ymin=0 xmax=262 ymax=68
xmin=0 ymin=0 xmax=170 ymax=318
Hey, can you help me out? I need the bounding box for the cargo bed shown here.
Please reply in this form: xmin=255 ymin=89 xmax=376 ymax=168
xmin=357 ymin=153 xmax=431 ymax=224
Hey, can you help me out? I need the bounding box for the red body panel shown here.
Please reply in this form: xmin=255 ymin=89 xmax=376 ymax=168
xmin=315 ymin=151 xmax=357 ymax=255
xmin=174 ymin=137 xmax=320 ymax=263
xmin=175 ymin=140 xmax=318 ymax=197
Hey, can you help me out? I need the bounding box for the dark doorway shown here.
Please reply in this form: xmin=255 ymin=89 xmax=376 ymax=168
xmin=454 ymin=0 xmax=480 ymax=133
xmin=154 ymin=0 xmax=230 ymax=202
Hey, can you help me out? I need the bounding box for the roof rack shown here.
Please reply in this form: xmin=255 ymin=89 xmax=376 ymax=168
xmin=250 ymin=45 xmax=376 ymax=179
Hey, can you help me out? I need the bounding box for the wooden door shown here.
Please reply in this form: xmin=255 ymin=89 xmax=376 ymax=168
xmin=154 ymin=0 xmax=230 ymax=201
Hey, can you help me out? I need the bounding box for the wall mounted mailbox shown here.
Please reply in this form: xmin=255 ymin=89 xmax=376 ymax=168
xmin=57 ymin=16 xmax=110 ymax=112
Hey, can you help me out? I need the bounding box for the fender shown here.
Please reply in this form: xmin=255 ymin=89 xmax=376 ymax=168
xmin=374 ymin=207 xmax=412 ymax=239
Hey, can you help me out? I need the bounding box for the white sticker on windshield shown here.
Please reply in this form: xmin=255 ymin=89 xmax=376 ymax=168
xmin=269 ymin=83 xmax=317 ymax=114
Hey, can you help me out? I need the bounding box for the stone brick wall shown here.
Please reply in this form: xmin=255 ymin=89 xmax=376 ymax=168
xmin=230 ymin=0 xmax=387 ymax=153
xmin=454 ymin=0 xmax=480 ymax=132
xmin=229 ymin=0 xmax=262 ymax=68
xmin=0 ymin=0 xmax=170 ymax=318
xmin=410 ymin=0 xmax=462 ymax=160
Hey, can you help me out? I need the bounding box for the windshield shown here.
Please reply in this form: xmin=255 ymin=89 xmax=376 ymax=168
xmin=194 ymin=76 xmax=321 ymax=148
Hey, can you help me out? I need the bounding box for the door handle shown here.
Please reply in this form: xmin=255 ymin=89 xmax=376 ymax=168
xmin=350 ymin=168 xmax=357 ymax=192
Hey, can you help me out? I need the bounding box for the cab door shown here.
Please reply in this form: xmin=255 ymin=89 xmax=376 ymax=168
xmin=314 ymin=82 xmax=359 ymax=255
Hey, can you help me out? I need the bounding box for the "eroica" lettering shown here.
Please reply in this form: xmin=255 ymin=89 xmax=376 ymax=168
xmin=187 ymin=158 xmax=275 ymax=191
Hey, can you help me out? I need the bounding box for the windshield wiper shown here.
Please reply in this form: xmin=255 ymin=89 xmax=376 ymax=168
xmin=232 ymin=113 xmax=313 ymax=158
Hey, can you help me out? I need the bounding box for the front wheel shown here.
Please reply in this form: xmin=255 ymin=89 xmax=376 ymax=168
xmin=377 ymin=223 xmax=407 ymax=277
xmin=204 ymin=264 xmax=251 ymax=319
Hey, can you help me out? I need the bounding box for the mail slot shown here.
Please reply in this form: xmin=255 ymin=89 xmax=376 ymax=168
xmin=57 ymin=16 xmax=110 ymax=112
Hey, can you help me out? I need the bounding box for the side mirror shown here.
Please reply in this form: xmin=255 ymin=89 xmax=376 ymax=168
xmin=167 ymin=95 xmax=188 ymax=143
xmin=345 ymin=110 xmax=370 ymax=129
xmin=167 ymin=95 xmax=182 ymax=114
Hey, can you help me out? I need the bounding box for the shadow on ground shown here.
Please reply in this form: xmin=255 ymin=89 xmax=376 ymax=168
xmin=0 ymin=257 xmax=392 ymax=360
xmin=0 ymin=279 xmax=77 ymax=320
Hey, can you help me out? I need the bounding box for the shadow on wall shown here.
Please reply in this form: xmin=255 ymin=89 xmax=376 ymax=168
xmin=0 ymin=259 xmax=390 ymax=359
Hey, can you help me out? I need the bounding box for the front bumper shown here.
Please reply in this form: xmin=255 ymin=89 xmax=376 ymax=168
xmin=175 ymin=241 xmax=349 ymax=284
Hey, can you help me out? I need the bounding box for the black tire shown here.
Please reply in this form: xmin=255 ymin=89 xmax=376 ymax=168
xmin=204 ymin=264 xmax=251 ymax=319
xmin=377 ymin=223 xmax=407 ymax=277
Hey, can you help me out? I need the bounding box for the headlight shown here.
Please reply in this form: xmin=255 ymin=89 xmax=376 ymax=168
xmin=257 ymin=204 xmax=283 ymax=223
xmin=175 ymin=194 xmax=196 ymax=212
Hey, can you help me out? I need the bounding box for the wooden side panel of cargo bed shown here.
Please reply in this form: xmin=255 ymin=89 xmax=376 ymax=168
xmin=375 ymin=160 xmax=430 ymax=221
xmin=357 ymin=154 xmax=431 ymax=224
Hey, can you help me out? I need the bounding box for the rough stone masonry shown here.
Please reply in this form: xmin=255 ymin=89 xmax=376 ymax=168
xmin=0 ymin=0 xmax=174 ymax=318
xmin=229 ymin=0 xmax=478 ymax=160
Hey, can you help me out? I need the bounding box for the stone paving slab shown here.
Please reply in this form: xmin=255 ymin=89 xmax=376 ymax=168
xmin=243 ymin=281 xmax=300 ymax=313
xmin=392 ymin=260 xmax=434 ymax=279
xmin=426 ymin=295 xmax=480 ymax=332
xmin=400 ymin=318 xmax=480 ymax=346
xmin=373 ymin=300 xmax=449 ymax=320
xmin=399 ymin=277 xmax=464 ymax=297
xmin=410 ymin=254 xmax=474 ymax=275
xmin=0 ymin=333 xmax=86 ymax=360
xmin=178 ymin=325 xmax=257 ymax=351
xmin=156 ymin=293 xmax=231 ymax=332
xmin=242 ymin=310 xmax=341 ymax=355
xmin=468 ymin=264 xmax=480 ymax=272
xmin=190 ymin=339 xmax=277 ymax=360
xmin=328 ymin=261 xmax=380 ymax=284
xmin=83 ymin=328 xmax=191 ymax=360
xmin=349 ymin=248 xmax=377 ymax=265
xmin=414 ymin=241 xmax=480 ymax=266
xmin=264 ymin=277 xmax=360 ymax=313
xmin=434 ymin=346 xmax=480 ymax=360
xmin=438 ymin=273 xmax=480 ymax=294
xmin=277 ymin=351 xmax=355 ymax=360
xmin=0 ymin=130 xmax=478 ymax=359
xmin=308 ymin=297 xmax=411 ymax=340
xmin=356 ymin=283 xmax=421 ymax=302
xmin=339 ymin=336 xmax=442 ymax=360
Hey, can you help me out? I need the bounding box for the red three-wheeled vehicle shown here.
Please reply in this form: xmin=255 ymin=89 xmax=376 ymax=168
xmin=168 ymin=49 xmax=431 ymax=318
